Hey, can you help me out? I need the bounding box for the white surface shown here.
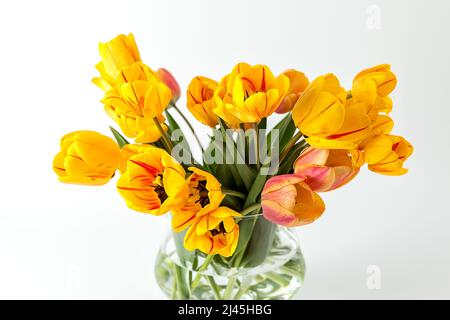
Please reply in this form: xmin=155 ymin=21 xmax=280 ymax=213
xmin=0 ymin=0 xmax=448 ymax=299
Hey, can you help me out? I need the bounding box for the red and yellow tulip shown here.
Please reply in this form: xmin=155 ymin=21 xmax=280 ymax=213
xmin=294 ymin=147 xmax=359 ymax=192
xmin=187 ymin=76 xmax=219 ymax=127
xmin=213 ymin=63 xmax=289 ymax=125
xmin=117 ymin=146 xmax=188 ymax=215
xmin=184 ymin=206 xmax=240 ymax=257
xmin=157 ymin=68 xmax=181 ymax=103
xmin=261 ymin=174 xmax=325 ymax=227
xmin=172 ymin=167 xmax=225 ymax=232
xmin=102 ymin=62 xmax=172 ymax=143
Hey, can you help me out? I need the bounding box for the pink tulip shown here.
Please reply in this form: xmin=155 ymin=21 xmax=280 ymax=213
xmin=261 ymin=174 xmax=325 ymax=227
xmin=157 ymin=68 xmax=181 ymax=102
xmin=293 ymin=147 xmax=359 ymax=192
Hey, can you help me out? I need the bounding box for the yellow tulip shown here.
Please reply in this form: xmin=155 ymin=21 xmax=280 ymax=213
xmin=352 ymin=64 xmax=396 ymax=121
xmin=92 ymin=33 xmax=141 ymax=92
xmin=348 ymin=114 xmax=394 ymax=167
xmin=102 ymin=62 xmax=172 ymax=143
xmin=172 ymin=167 xmax=225 ymax=232
xmin=293 ymin=74 xmax=371 ymax=149
xmin=117 ymin=146 xmax=188 ymax=215
xmin=353 ymin=64 xmax=396 ymax=100
xmin=184 ymin=206 xmax=240 ymax=257
xmin=363 ymin=134 xmax=413 ymax=176
xmin=53 ymin=131 xmax=120 ymax=185
xmin=276 ymin=69 xmax=309 ymax=114
xmin=187 ymin=76 xmax=219 ymax=127
xmin=213 ymin=63 xmax=289 ymax=125
xmin=118 ymin=143 xmax=152 ymax=173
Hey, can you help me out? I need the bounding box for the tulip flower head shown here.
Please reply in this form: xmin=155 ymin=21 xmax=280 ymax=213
xmin=53 ymin=131 xmax=120 ymax=186
xmin=117 ymin=147 xmax=188 ymax=215
xmin=102 ymin=62 xmax=172 ymax=143
xmin=293 ymin=74 xmax=372 ymax=149
xmin=276 ymin=69 xmax=309 ymax=114
xmin=157 ymin=68 xmax=181 ymax=103
xmin=172 ymin=167 xmax=225 ymax=232
xmin=213 ymin=63 xmax=290 ymax=125
xmin=363 ymin=134 xmax=413 ymax=175
xmin=262 ymin=174 xmax=325 ymax=227
xmin=184 ymin=207 xmax=240 ymax=257
xmin=92 ymin=33 xmax=141 ymax=92
xmin=294 ymin=147 xmax=359 ymax=192
xmin=186 ymin=76 xmax=219 ymax=127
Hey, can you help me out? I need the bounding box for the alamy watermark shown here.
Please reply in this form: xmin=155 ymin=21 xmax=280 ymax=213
xmin=366 ymin=5 xmax=381 ymax=30
xmin=170 ymin=128 xmax=280 ymax=176
xmin=366 ymin=265 xmax=381 ymax=290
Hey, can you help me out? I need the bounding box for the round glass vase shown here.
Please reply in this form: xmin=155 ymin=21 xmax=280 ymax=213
xmin=155 ymin=226 xmax=305 ymax=300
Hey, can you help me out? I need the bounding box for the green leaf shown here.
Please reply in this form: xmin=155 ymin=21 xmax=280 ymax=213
xmin=231 ymin=167 xmax=269 ymax=266
xmin=279 ymin=117 xmax=296 ymax=151
xmin=204 ymin=135 xmax=243 ymax=189
xmin=165 ymin=109 xmax=179 ymax=132
xmin=240 ymin=217 xmax=276 ymax=267
xmin=165 ymin=110 xmax=192 ymax=153
xmin=218 ymin=119 xmax=256 ymax=190
xmin=109 ymin=126 xmax=129 ymax=148
xmin=267 ymin=114 xmax=296 ymax=152
xmin=278 ymin=141 xmax=308 ymax=174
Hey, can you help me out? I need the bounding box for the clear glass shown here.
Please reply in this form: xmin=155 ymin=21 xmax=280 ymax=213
xmin=154 ymin=227 xmax=305 ymax=300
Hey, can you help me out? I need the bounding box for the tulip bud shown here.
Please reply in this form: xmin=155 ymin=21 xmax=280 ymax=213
xmin=293 ymin=147 xmax=359 ymax=192
xmin=187 ymin=76 xmax=219 ymax=127
xmin=292 ymin=74 xmax=348 ymax=147
xmin=262 ymin=174 xmax=325 ymax=227
xmin=276 ymin=69 xmax=309 ymax=114
xmin=353 ymin=64 xmax=397 ymax=98
xmin=53 ymin=131 xmax=120 ymax=185
xmin=157 ymin=68 xmax=181 ymax=102
xmin=93 ymin=33 xmax=141 ymax=92
xmin=363 ymin=134 xmax=413 ymax=175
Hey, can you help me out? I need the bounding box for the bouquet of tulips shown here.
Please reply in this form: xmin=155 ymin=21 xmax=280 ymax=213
xmin=53 ymin=33 xmax=413 ymax=299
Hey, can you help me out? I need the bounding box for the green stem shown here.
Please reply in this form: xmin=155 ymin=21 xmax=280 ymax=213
xmin=153 ymin=117 xmax=174 ymax=152
xmin=170 ymin=262 xmax=178 ymax=299
xmin=223 ymin=276 xmax=236 ymax=300
xmin=191 ymin=255 xmax=214 ymax=289
xmin=251 ymin=123 xmax=260 ymax=169
xmin=279 ymin=131 xmax=303 ymax=164
xmin=173 ymin=264 xmax=190 ymax=299
xmin=240 ymin=203 xmax=262 ymax=216
xmin=222 ymin=189 xmax=246 ymax=199
xmin=206 ymin=276 xmax=222 ymax=300
xmin=265 ymin=271 xmax=291 ymax=287
xmin=171 ymin=103 xmax=204 ymax=153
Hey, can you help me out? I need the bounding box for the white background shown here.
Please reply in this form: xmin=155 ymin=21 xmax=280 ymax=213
xmin=0 ymin=0 xmax=449 ymax=299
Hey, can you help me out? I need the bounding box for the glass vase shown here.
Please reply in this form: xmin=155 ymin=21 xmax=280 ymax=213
xmin=154 ymin=226 xmax=305 ymax=300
